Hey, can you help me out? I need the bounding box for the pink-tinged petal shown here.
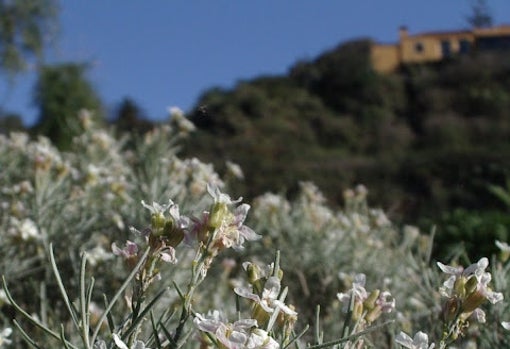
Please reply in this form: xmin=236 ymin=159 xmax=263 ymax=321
xmin=111 ymin=240 xmax=138 ymax=259
xmin=395 ymin=331 xmax=413 ymax=347
xmin=487 ymin=291 xmax=504 ymax=304
xmin=273 ymin=300 xmax=298 ymax=316
xmin=262 ymin=277 xmax=281 ymax=300
xmin=234 ymin=287 xmax=260 ymax=302
xmin=240 ymin=226 xmax=261 ymax=241
xmin=464 ymin=257 xmax=488 ymax=277
xmin=159 ymin=247 xmax=177 ymax=264
xmin=437 ymin=262 xmax=462 ymax=275
xmin=193 ymin=313 xmax=222 ymax=332
xmin=233 ymin=318 xmax=258 ymax=329
xmin=473 ymin=308 xmax=486 ymax=323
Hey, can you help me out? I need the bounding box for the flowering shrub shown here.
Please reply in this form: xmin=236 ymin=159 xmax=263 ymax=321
xmin=0 ymin=110 xmax=509 ymax=348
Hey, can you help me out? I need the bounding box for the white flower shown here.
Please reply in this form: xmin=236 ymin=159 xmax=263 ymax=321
xmin=168 ymin=106 xmax=184 ymax=118
xmin=158 ymin=246 xmax=177 ymax=264
xmin=235 ymin=276 xmax=297 ymax=317
xmin=8 ymin=217 xmax=40 ymax=240
xmin=437 ymin=257 xmax=488 ymax=280
xmin=0 ymin=327 xmax=12 ymax=347
xmin=141 ymin=199 xmax=189 ymax=232
xmin=112 ymin=240 xmax=139 ymax=259
xmin=502 ymin=321 xmax=510 ymax=330
xmin=112 ymin=333 xmax=150 ymax=349
xmin=86 ymin=245 xmax=114 ymax=266
xmin=395 ymin=331 xmax=435 ymax=349
xmin=337 ymin=273 xmax=368 ymax=312
xmin=495 ymin=240 xmax=510 ymax=252
xmin=207 ymin=185 xmax=242 ymax=205
xmin=168 ymin=106 xmax=196 ymax=133
xmin=206 ymin=186 xmax=261 ymax=251
xmin=437 ymin=257 xmax=503 ymax=311
xmin=141 ymin=199 xmax=174 ymax=216
xmin=226 ymin=160 xmax=244 ymax=180
xmin=246 ymin=328 xmax=279 ymax=349
xmin=194 ymin=311 xmax=260 ymax=349
xmin=253 ymin=193 xmax=291 ymax=216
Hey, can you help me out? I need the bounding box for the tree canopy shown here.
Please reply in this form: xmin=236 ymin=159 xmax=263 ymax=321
xmin=32 ymin=62 xmax=103 ymax=148
xmin=0 ymin=0 xmax=58 ymax=77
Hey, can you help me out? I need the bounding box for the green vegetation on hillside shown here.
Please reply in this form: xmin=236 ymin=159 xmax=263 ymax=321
xmin=180 ymin=40 xmax=510 ymax=259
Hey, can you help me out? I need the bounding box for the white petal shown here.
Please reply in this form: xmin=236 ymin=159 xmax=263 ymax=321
xmin=436 ymin=262 xmax=462 ymax=275
xmin=487 ymin=291 xmax=504 ymax=304
xmin=113 ymin=333 xmax=129 ymax=349
xmin=234 ymin=287 xmax=260 ymax=302
xmin=473 ymin=308 xmax=486 ymax=323
xmin=395 ymin=331 xmax=413 ymax=348
xmin=496 ymin=240 xmax=510 ymax=252
xmin=413 ymin=331 xmax=430 ymax=346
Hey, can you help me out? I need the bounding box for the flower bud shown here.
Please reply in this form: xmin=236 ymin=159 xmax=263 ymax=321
xmin=246 ymin=263 xmax=262 ymax=284
xmin=453 ymin=276 xmax=467 ymax=298
xmin=464 ymin=276 xmax=478 ymax=295
xmin=462 ymin=289 xmax=486 ymax=313
xmin=351 ymin=300 xmax=364 ymax=321
xmin=363 ymin=289 xmax=380 ymax=310
xmin=209 ymin=203 xmax=228 ymax=229
xmin=151 ymin=213 xmax=166 ymax=233
xmin=366 ymin=305 xmax=382 ymax=323
xmin=442 ymin=297 xmax=461 ymax=323
xmin=163 ymin=220 xmax=184 ymax=247
xmin=276 ymin=269 xmax=284 ymax=281
xmin=252 ymin=303 xmax=270 ymax=325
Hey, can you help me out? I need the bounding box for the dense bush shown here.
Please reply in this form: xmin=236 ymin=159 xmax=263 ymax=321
xmin=1 ymin=113 xmax=509 ymax=348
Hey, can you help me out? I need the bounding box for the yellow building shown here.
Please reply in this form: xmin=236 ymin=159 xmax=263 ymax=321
xmin=371 ymin=25 xmax=510 ymax=73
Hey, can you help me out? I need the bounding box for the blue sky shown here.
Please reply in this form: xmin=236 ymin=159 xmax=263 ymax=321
xmin=2 ymin=1 xmax=510 ymax=126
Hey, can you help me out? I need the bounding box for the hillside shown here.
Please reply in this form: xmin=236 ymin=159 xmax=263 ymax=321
xmin=182 ymin=39 xmax=510 ymax=229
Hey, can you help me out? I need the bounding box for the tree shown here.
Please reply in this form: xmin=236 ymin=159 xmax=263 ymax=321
xmin=467 ymin=0 xmax=493 ymax=28
xmin=32 ymin=63 xmax=103 ymax=148
xmin=0 ymin=110 xmax=24 ymax=133
xmin=111 ymin=97 xmax=154 ymax=135
xmin=0 ymin=0 xmax=58 ymax=77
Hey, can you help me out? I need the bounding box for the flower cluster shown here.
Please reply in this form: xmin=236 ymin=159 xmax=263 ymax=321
xmin=185 ymin=186 xmax=261 ymax=273
xmin=194 ymin=310 xmax=279 ymax=349
xmin=112 ymin=186 xmax=261 ymax=284
xmin=234 ymin=261 xmax=297 ymax=340
xmin=337 ymin=273 xmax=395 ymax=325
xmin=437 ymin=257 xmax=503 ymax=325
xmin=395 ymin=331 xmax=435 ymax=349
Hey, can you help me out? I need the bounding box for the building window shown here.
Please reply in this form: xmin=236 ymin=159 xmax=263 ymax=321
xmin=459 ymin=39 xmax=471 ymax=54
xmin=415 ymin=42 xmax=424 ymax=53
xmin=441 ymin=40 xmax=451 ymax=57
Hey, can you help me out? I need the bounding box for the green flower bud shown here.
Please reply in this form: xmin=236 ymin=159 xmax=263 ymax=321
xmin=352 ymin=300 xmax=364 ymax=322
xmin=252 ymin=303 xmax=270 ymax=325
xmin=454 ymin=276 xmax=467 ymax=298
xmin=366 ymin=305 xmax=382 ymax=323
xmin=464 ymin=276 xmax=478 ymax=295
xmin=246 ymin=263 xmax=261 ymax=284
xmin=151 ymin=213 xmax=166 ymax=232
xmin=209 ymin=203 xmax=228 ymax=229
xmin=277 ymin=269 xmax=284 ymax=281
xmin=164 ymin=220 xmax=184 ymax=247
xmin=363 ymin=289 xmax=380 ymax=310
